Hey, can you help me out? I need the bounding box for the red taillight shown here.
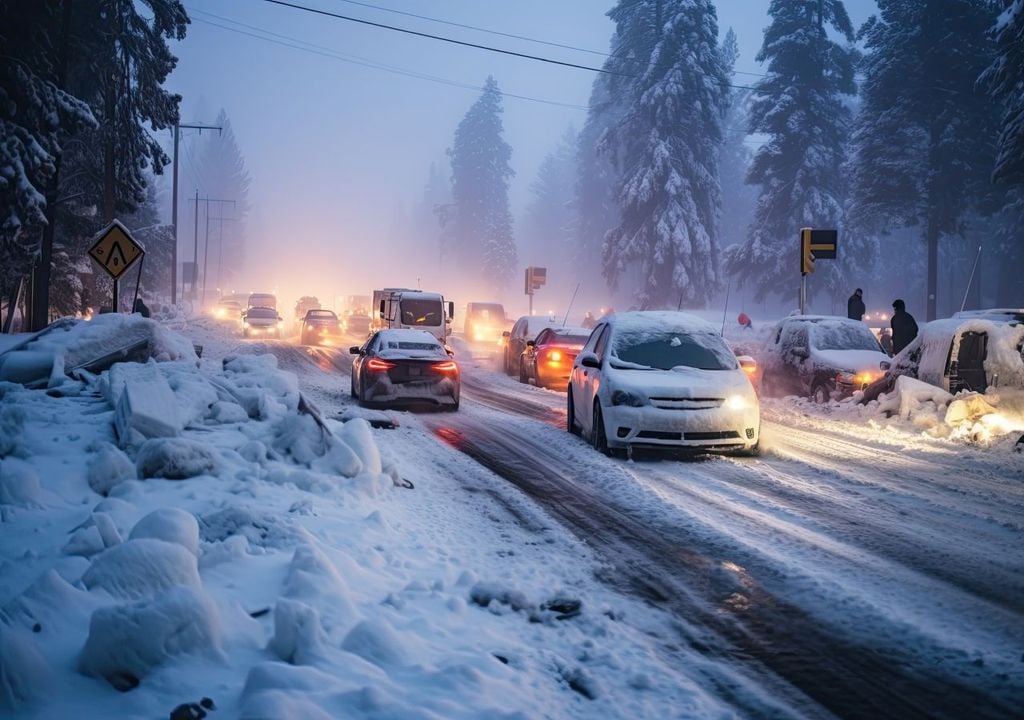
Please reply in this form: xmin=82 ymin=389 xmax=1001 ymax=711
xmin=366 ymin=358 xmax=395 ymax=372
xmin=433 ymin=360 xmax=458 ymax=373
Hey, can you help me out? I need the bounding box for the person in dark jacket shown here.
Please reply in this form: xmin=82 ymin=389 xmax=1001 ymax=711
xmin=847 ymin=288 xmax=865 ymax=321
xmin=132 ymin=297 xmax=151 ymax=318
xmin=890 ymin=299 xmax=918 ymax=355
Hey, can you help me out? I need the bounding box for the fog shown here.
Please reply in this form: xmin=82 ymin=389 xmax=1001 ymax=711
xmin=163 ymin=0 xmax=879 ymax=319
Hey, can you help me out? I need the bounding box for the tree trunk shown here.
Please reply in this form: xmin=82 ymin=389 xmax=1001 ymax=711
xmin=30 ymin=0 xmax=74 ymax=332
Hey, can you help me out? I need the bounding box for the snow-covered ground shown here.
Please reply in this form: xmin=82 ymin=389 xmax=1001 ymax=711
xmin=2 ymin=316 xmax=1022 ymax=719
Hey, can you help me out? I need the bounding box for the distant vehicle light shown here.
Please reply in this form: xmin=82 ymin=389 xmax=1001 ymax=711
xmin=277 ymin=320 xmax=285 ymax=329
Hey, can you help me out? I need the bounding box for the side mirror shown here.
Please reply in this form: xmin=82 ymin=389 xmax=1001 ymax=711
xmin=526 ymin=340 xmax=535 ymax=348
xmin=791 ymin=346 xmax=809 ymax=360
xmin=580 ymin=352 xmax=600 ymax=369
xmin=448 ymin=301 xmax=455 ymax=319
xmin=880 ymin=360 xmax=891 ymax=371
xmin=349 ymin=346 xmax=361 ymax=355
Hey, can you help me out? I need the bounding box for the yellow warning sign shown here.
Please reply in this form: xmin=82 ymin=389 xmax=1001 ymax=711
xmin=88 ymin=220 xmax=145 ymax=281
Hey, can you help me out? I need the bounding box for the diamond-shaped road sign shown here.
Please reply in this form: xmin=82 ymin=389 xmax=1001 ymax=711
xmin=88 ymin=220 xmax=145 ymax=281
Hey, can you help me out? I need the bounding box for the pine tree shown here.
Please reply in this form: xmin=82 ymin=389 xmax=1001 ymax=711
xmin=602 ymin=0 xmax=729 ymax=308
xmin=981 ymin=0 xmax=1024 ymax=186
xmin=523 ymin=126 xmax=577 ymax=276
xmin=724 ymin=0 xmax=857 ymax=303
xmin=196 ymin=109 xmax=251 ymax=287
xmin=849 ymin=0 xmax=998 ymax=320
xmin=447 ymin=77 xmax=517 ymax=291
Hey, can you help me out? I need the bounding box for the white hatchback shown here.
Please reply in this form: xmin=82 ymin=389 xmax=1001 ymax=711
xmin=567 ymin=312 xmax=760 ymax=456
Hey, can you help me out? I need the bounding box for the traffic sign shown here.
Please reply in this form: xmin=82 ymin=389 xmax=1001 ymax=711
xmin=525 ymin=266 xmax=547 ymax=294
xmin=799 ymin=228 xmax=838 ymax=274
xmin=89 ymin=220 xmax=145 ymax=281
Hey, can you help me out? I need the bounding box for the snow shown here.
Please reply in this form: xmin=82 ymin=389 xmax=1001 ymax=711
xmin=135 ymin=438 xmax=218 ymax=480
xmin=129 ymin=508 xmax=200 ymax=557
xmin=81 ymin=538 xmax=201 ymax=601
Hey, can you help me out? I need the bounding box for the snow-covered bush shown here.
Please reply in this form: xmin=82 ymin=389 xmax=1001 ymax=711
xmin=129 ymin=508 xmax=200 ymax=557
xmin=82 ymin=538 xmax=200 ymax=600
xmin=87 ymin=444 xmax=136 ymax=495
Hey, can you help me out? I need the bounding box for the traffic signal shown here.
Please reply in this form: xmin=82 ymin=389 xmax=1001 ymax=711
xmin=525 ymin=266 xmax=547 ymax=293
xmin=800 ymin=228 xmax=815 ymax=274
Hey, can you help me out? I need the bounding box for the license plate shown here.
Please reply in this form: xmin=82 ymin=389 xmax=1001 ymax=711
xmin=408 ymin=366 xmax=421 ymax=376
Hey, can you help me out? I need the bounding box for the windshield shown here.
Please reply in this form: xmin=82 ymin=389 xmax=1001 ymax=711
xmin=249 ymin=294 xmax=276 ymax=308
xmin=306 ymin=310 xmax=336 ymax=320
xmin=400 ymin=299 xmax=443 ymax=326
xmin=246 ymin=307 xmax=277 ymax=319
xmin=811 ymin=323 xmax=882 ymax=352
xmin=469 ymin=304 xmax=504 ymax=319
xmin=384 ymin=340 xmax=445 ymax=355
xmin=612 ymin=331 xmax=738 ymax=371
xmin=548 ymin=332 xmax=589 ymax=348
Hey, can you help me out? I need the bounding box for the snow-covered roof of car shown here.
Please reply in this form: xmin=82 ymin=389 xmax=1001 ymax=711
xmin=893 ymin=317 xmax=1024 ymax=388
xmin=953 ymin=308 xmax=1024 ymax=324
xmin=377 ymin=329 xmax=442 ymax=345
xmin=512 ymin=315 xmax=564 ymax=337
xmin=780 ymin=315 xmax=858 ymax=323
xmin=605 ymin=311 xmax=719 ymax=335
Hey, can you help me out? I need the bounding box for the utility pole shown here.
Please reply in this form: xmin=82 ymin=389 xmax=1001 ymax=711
xmin=187 ymin=196 xmax=235 ymax=307
xmin=171 ymin=122 xmax=221 ymax=306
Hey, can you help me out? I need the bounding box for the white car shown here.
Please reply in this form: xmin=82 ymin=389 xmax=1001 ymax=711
xmin=242 ymin=306 xmax=284 ymax=338
xmin=567 ymin=312 xmax=760 ymax=456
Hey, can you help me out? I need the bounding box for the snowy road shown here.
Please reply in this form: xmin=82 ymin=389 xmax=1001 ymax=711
xmin=238 ymin=333 xmax=1023 ymax=718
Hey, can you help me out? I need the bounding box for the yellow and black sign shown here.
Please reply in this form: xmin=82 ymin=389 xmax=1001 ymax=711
xmin=800 ymin=227 xmax=837 ymax=274
xmin=88 ymin=220 xmax=145 ymax=281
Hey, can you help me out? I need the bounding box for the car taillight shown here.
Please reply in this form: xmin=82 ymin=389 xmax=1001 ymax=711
xmin=433 ymin=361 xmax=458 ymax=373
xmin=366 ymin=358 xmax=395 ymax=372
xmin=549 ymin=350 xmax=562 ymax=362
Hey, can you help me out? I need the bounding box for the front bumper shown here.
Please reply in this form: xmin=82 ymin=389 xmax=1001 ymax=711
xmin=602 ymin=403 xmax=760 ymax=451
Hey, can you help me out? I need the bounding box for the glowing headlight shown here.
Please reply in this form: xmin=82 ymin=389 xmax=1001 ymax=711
xmin=856 ymin=372 xmax=876 ymax=385
xmin=277 ymin=321 xmax=285 ymax=329
xmin=725 ymin=394 xmax=749 ymax=411
xmin=214 ymin=307 xmax=226 ymax=318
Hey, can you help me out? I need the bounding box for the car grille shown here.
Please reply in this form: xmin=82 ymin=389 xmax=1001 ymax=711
xmin=636 ymin=430 xmax=681 ymax=441
xmin=648 ymin=397 xmax=724 ymax=410
xmin=684 ymin=431 xmax=741 ymax=441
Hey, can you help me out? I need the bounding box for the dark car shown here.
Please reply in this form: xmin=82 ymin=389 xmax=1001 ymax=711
xmin=350 ymin=329 xmax=460 ymax=410
xmin=520 ymin=325 xmax=591 ymax=389
xmin=502 ymin=315 xmax=557 ymax=376
xmin=760 ymin=315 xmax=890 ymax=402
xmin=300 ymin=309 xmax=342 ymax=346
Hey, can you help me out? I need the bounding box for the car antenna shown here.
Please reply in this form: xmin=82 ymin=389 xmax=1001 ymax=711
xmin=562 ymin=282 xmax=580 ymax=326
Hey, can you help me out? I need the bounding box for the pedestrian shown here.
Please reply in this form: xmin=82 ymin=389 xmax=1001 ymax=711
xmin=890 ymin=299 xmax=918 ymax=355
xmin=581 ymin=311 xmax=596 ymax=329
xmin=847 ymin=288 xmax=865 ymax=321
xmin=737 ymin=312 xmax=753 ymax=330
xmin=132 ymin=297 xmax=151 ymax=318
xmin=879 ymin=328 xmax=894 ymax=356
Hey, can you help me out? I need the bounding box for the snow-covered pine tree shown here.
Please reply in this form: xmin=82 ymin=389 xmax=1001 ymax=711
xmin=981 ymin=0 xmax=1024 ymax=186
xmin=602 ymin=0 xmax=729 ymax=309
xmin=574 ymin=59 xmax=623 ymax=299
xmin=447 ymin=77 xmax=517 ymax=292
xmin=848 ymin=0 xmax=998 ymax=321
xmin=196 ymin=108 xmax=251 ymax=288
xmin=523 ymin=126 xmax=577 ymax=281
xmin=724 ymin=0 xmax=856 ymax=304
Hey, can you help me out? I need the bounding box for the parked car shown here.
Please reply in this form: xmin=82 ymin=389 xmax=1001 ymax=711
xmin=567 ymin=312 xmax=760 ymax=456
xmin=863 ymin=317 xmax=1024 ymax=400
xmin=464 ymin=302 xmax=507 ymax=343
xmin=502 ymin=315 xmax=559 ymax=376
xmin=952 ymin=308 xmax=1024 ymax=325
xmin=520 ymin=325 xmax=591 ymax=389
xmin=759 ymin=315 xmax=890 ymax=402
xmin=294 ymin=296 xmax=321 ymax=320
xmin=242 ymin=306 xmax=284 ymax=338
xmin=344 ymin=312 xmax=372 ymax=337
xmin=349 ymin=329 xmax=460 ymax=410
xmin=300 ymin=309 xmax=342 ymax=346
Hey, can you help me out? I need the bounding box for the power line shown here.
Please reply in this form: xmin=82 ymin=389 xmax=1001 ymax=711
xmin=332 ymin=0 xmax=610 ymax=57
xmin=189 ymin=11 xmax=589 ymax=110
xmin=261 ymin=0 xmax=625 ymax=76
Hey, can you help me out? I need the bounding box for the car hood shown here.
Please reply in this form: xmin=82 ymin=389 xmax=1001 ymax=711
xmin=245 ymin=316 xmax=278 ymax=326
xmin=606 ymin=365 xmax=752 ymax=398
xmin=813 ymin=348 xmax=889 ymax=372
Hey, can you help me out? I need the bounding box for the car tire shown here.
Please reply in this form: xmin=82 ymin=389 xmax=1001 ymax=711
xmin=592 ymin=402 xmax=611 ymax=456
xmin=567 ymin=388 xmax=580 ymax=435
xmin=350 ymin=372 xmax=357 ymax=399
xmin=737 ymin=441 xmax=760 ymax=458
xmin=811 ymin=382 xmax=831 ymax=404
xmin=519 ymin=363 xmax=529 ymax=384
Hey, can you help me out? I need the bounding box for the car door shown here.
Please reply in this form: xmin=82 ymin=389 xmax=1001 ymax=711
xmin=777 ymin=323 xmax=810 ymax=395
xmin=949 ymin=331 xmax=988 ymax=393
xmin=580 ymin=324 xmax=611 ymax=433
xmin=507 ymin=318 xmax=526 ymax=372
xmin=355 ymin=332 xmax=379 ymax=388
xmin=570 ymin=323 xmax=604 ymax=430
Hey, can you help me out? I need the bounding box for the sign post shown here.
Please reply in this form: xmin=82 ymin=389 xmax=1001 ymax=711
xmin=88 ymin=220 xmax=145 ymax=313
xmin=798 ymin=228 xmax=837 ymax=315
xmin=524 ymin=266 xmax=547 ymax=316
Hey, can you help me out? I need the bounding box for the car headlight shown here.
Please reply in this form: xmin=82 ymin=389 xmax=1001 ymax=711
xmin=725 ymin=394 xmax=750 ymax=411
xmin=611 ymin=389 xmax=646 ymax=407
xmin=277 ymin=321 xmax=285 ymax=329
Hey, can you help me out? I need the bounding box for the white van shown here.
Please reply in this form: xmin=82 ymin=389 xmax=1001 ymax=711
xmin=374 ymin=289 xmax=454 ymax=344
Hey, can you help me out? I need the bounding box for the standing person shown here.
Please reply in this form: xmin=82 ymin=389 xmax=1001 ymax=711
xmin=890 ymin=299 xmax=918 ymax=355
xmin=847 ymin=288 xmax=865 ymax=321
xmin=581 ymin=311 xmax=596 ymax=329
xmin=132 ymin=297 xmax=151 ymax=318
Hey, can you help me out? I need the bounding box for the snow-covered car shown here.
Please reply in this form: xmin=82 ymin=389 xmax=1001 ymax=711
xmin=567 ymin=312 xmax=760 ymax=456
xmin=869 ymin=317 xmax=1024 ymax=396
xmin=344 ymin=313 xmax=371 ymax=337
xmin=520 ymin=325 xmax=591 ymax=389
xmin=759 ymin=315 xmax=890 ymax=402
xmin=502 ymin=315 xmax=559 ymax=376
xmin=242 ymin=306 xmax=284 ymax=339
xmin=299 ymin=309 xmax=342 ymax=346
xmin=952 ymin=308 xmax=1024 ymax=325
xmin=294 ymin=296 xmax=321 ymax=320
xmin=464 ymin=302 xmax=507 ymax=343
xmin=349 ymin=329 xmax=460 ymax=410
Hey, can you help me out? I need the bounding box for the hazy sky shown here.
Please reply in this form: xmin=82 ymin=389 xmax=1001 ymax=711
xmin=164 ymin=0 xmax=879 ymax=299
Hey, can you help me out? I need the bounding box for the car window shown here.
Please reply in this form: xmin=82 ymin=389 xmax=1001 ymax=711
xmin=512 ymin=319 xmax=525 ymax=337
xmin=810 ymin=322 xmax=883 ymax=352
xmin=364 ymin=332 xmax=380 ymax=353
xmin=582 ymin=324 xmax=602 ymax=353
xmin=610 ymin=331 xmax=739 ymax=371
xmin=594 ymin=325 xmax=611 ymax=360
xmin=535 ymin=329 xmax=551 ymax=345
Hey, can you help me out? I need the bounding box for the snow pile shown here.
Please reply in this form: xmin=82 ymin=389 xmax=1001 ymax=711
xmin=876 ymin=376 xmax=954 ymax=426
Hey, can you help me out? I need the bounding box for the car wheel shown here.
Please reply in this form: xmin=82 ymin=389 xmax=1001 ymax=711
xmin=592 ymin=402 xmax=611 ymax=456
xmin=350 ymin=372 xmax=357 ymax=399
xmin=567 ymin=388 xmax=580 ymax=435
xmin=811 ymin=382 xmax=831 ymax=404
xmin=519 ymin=363 xmax=529 ymax=384
xmin=358 ymin=375 xmax=368 ymax=406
